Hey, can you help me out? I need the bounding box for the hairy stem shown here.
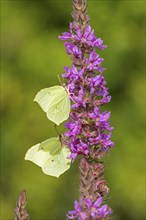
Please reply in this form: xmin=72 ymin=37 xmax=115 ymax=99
xmin=79 ymin=157 xmax=110 ymax=202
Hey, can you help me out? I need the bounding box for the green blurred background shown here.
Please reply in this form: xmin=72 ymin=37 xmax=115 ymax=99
xmin=1 ymin=0 xmax=145 ymax=219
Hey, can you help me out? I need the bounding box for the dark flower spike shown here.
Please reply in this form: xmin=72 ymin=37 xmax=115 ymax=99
xmin=15 ymin=190 xmax=29 ymax=220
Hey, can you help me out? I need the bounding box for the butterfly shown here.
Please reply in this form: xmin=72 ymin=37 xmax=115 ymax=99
xmin=25 ymin=137 xmax=71 ymax=178
xmin=34 ymin=85 xmax=70 ymax=125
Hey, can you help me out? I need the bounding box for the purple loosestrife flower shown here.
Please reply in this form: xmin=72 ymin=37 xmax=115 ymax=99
xmin=59 ymin=26 xmax=113 ymax=159
xmin=64 ymin=42 xmax=82 ymax=58
xmin=84 ymin=50 xmax=104 ymax=72
xmin=61 ymin=53 xmax=113 ymax=159
xmin=63 ymin=65 xmax=84 ymax=81
xmin=59 ymin=23 xmax=107 ymax=50
xmin=59 ymin=0 xmax=114 ymax=219
xmin=67 ymin=197 xmax=112 ymax=220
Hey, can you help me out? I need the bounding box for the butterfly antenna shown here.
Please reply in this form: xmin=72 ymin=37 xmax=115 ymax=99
xmin=57 ymin=74 xmax=63 ymax=86
xmin=104 ymin=195 xmax=112 ymax=202
xmin=69 ymin=93 xmax=76 ymax=103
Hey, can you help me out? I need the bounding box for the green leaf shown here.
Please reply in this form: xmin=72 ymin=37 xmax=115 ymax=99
xmin=34 ymin=85 xmax=70 ymax=125
xmin=25 ymin=137 xmax=71 ymax=178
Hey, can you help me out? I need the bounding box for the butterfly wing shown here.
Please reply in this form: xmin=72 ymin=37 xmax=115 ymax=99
xmin=34 ymin=85 xmax=70 ymax=125
xmin=42 ymin=145 xmax=71 ymax=178
xmin=25 ymin=137 xmax=71 ymax=178
xmin=25 ymin=138 xmax=60 ymax=167
xmin=47 ymin=92 xmax=70 ymax=125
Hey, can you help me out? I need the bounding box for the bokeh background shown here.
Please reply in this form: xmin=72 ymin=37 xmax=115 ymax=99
xmin=1 ymin=0 xmax=145 ymax=219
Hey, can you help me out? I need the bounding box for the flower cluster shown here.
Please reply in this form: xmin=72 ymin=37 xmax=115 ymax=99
xmin=59 ymin=23 xmax=107 ymax=50
xmin=59 ymin=2 xmax=113 ymax=217
xmin=59 ymin=23 xmax=114 ymax=160
xmin=67 ymin=197 xmax=112 ymax=220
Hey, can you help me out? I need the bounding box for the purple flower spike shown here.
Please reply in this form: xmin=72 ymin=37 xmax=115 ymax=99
xmin=61 ymin=25 xmax=113 ymax=158
xmin=59 ymin=1 xmax=114 ymax=219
